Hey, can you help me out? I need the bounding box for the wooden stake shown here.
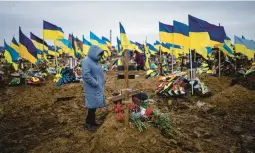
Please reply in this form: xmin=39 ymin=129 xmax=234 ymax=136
xmin=171 ymin=49 xmax=174 ymax=74
xmin=54 ymin=40 xmax=58 ymax=72
xmin=159 ymin=45 xmax=163 ymax=75
xmin=190 ymin=49 xmax=194 ymax=95
xmin=181 ymin=49 xmax=184 ymax=72
xmin=124 ymin=49 xmax=129 ymax=127
xmin=218 ymin=49 xmax=221 ymax=78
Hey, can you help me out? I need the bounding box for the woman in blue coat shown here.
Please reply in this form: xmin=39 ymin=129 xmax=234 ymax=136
xmin=82 ymin=45 xmax=105 ymax=131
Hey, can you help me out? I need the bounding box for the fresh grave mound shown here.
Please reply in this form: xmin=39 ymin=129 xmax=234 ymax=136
xmin=90 ymin=113 xmax=172 ymax=153
xmin=198 ymin=75 xmax=231 ymax=95
xmin=207 ymin=84 xmax=255 ymax=114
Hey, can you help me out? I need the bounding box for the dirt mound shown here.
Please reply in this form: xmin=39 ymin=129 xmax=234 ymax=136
xmin=198 ymin=75 xmax=231 ymax=95
xmin=207 ymin=85 xmax=255 ymax=113
xmin=90 ymin=113 xmax=172 ymax=153
xmin=204 ymin=85 xmax=255 ymax=152
xmin=0 ymin=81 xmax=90 ymax=153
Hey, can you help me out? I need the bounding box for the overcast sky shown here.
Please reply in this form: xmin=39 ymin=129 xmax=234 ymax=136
xmin=1 ymin=1 xmax=255 ymax=46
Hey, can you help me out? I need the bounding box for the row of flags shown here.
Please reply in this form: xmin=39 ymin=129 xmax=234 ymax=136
xmin=119 ymin=14 xmax=254 ymax=60
xmin=2 ymin=20 xmax=116 ymax=70
xmin=2 ymin=14 xmax=255 ymax=70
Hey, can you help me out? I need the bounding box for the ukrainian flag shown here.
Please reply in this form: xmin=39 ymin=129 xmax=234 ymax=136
xmin=43 ymin=20 xmax=64 ymax=40
xmin=102 ymin=36 xmax=112 ymax=49
xmin=129 ymin=40 xmax=141 ymax=53
xmin=4 ymin=40 xmax=19 ymax=62
xmin=144 ymin=42 xmax=150 ymax=69
xmin=161 ymin=42 xmax=171 ymax=53
xmin=242 ymin=36 xmax=255 ymax=52
xmin=207 ymin=25 xmax=226 ymax=48
xmin=159 ymin=22 xmax=174 ymax=44
xmin=173 ymin=20 xmax=189 ymax=54
xmin=188 ymin=15 xmax=211 ymax=59
xmin=19 ymin=27 xmax=38 ymax=64
xmin=234 ymin=35 xmax=255 ymax=60
xmin=10 ymin=37 xmax=19 ymax=54
xmin=147 ymin=43 xmax=159 ymax=55
xmin=135 ymin=42 xmax=145 ymax=53
xmin=82 ymin=35 xmax=92 ymax=56
xmin=56 ymin=38 xmax=72 ymax=54
xmin=154 ymin=41 xmax=161 ymax=51
xmin=56 ymin=46 xmax=63 ymax=55
xmin=90 ymin=32 xmax=108 ymax=58
xmin=48 ymin=45 xmax=60 ymax=57
xmin=71 ymin=34 xmax=79 ymax=58
xmin=101 ymin=39 xmax=109 ymax=50
xmin=90 ymin=32 xmax=107 ymax=50
xmin=4 ymin=41 xmax=19 ymax=70
xmin=30 ymin=32 xmax=48 ymax=59
xmin=219 ymin=36 xmax=234 ymax=57
xmin=76 ymin=37 xmax=83 ymax=51
xmin=130 ymin=41 xmax=136 ymax=50
xmin=119 ymin=22 xmax=130 ymax=49
xmin=75 ymin=37 xmax=83 ymax=55
xmin=117 ymin=37 xmax=121 ymax=53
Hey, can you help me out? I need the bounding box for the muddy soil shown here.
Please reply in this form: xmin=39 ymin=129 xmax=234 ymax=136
xmin=0 ymin=73 xmax=254 ymax=153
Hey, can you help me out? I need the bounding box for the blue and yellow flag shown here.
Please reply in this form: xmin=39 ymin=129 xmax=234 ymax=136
xmin=48 ymin=45 xmax=60 ymax=57
xmin=30 ymin=32 xmax=48 ymax=59
xmin=173 ymin=20 xmax=189 ymax=54
xmin=188 ymin=15 xmax=212 ymax=59
xmin=56 ymin=38 xmax=72 ymax=54
xmin=117 ymin=37 xmax=121 ymax=53
xmin=159 ymin=22 xmax=174 ymax=44
xmin=129 ymin=40 xmax=140 ymax=52
xmin=75 ymin=37 xmax=83 ymax=55
xmin=71 ymin=34 xmax=79 ymax=58
xmin=19 ymin=27 xmax=38 ymax=64
xmin=4 ymin=40 xmax=19 ymax=70
xmin=161 ymin=42 xmax=171 ymax=53
xmin=83 ymin=35 xmax=92 ymax=56
xmin=90 ymin=31 xmax=101 ymax=46
xmin=154 ymin=41 xmax=161 ymax=51
xmin=90 ymin=32 xmax=107 ymax=49
xmin=147 ymin=43 xmax=159 ymax=55
xmin=4 ymin=40 xmax=19 ymax=62
xmin=143 ymin=42 xmax=150 ymax=69
xmin=43 ymin=20 xmax=64 ymax=40
xmin=219 ymin=36 xmax=234 ymax=57
xmin=135 ymin=42 xmax=145 ymax=53
xmin=241 ymin=36 xmax=255 ymax=51
xmin=234 ymin=35 xmax=255 ymax=60
xmin=102 ymin=36 xmax=112 ymax=49
xmin=119 ymin=22 xmax=130 ymax=49
xmin=10 ymin=37 xmax=19 ymax=54
xmin=90 ymin=32 xmax=108 ymax=54
xmin=207 ymin=25 xmax=226 ymax=48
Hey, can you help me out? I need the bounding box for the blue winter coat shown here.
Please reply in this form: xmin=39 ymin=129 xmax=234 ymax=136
xmin=82 ymin=45 xmax=105 ymax=108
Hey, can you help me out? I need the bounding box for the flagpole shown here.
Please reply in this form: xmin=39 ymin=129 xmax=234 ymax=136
xmin=218 ymin=48 xmax=221 ymax=78
xmin=54 ymin=40 xmax=58 ymax=71
xmin=42 ymin=37 xmax=45 ymax=62
xmin=190 ymin=49 xmax=194 ymax=95
xmin=181 ymin=48 xmax=184 ymax=72
xmin=171 ymin=49 xmax=174 ymax=74
xmin=159 ymin=45 xmax=163 ymax=75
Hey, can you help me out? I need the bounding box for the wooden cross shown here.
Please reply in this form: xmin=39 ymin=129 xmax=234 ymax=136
xmin=113 ymin=49 xmax=137 ymax=127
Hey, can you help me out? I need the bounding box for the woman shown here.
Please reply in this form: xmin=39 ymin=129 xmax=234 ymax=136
xmin=134 ymin=50 xmax=145 ymax=71
xmin=82 ymin=45 xmax=105 ymax=131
